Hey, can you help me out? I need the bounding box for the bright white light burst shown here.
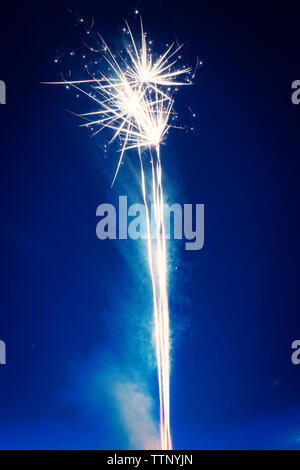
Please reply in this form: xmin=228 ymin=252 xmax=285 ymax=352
xmin=48 ymin=17 xmax=192 ymax=450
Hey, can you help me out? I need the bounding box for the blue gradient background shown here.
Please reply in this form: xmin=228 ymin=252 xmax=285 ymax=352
xmin=0 ymin=0 xmax=300 ymax=449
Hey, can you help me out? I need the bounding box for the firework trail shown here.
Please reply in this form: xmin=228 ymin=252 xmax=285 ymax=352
xmin=48 ymin=18 xmax=191 ymax=449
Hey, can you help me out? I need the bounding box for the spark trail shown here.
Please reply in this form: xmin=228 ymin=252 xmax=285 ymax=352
xmin=48 ymin=18 xmax=191 ymax=449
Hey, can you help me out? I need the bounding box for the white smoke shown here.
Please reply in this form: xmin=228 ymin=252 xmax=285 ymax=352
xmin=113 ymin=380 xmax=160 ymax=450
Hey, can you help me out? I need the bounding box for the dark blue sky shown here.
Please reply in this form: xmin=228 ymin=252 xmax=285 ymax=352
xmin=0 ymin=0 xmax=300 ymax=449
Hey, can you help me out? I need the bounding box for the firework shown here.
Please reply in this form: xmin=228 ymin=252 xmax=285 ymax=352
xmin=48 ymin=18 xmax=191 ymax=450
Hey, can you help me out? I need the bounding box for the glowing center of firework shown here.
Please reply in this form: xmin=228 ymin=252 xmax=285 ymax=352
xmin=137 ymin=62 xmax=155 ymax=83
xmin=146 ymin=123 xmax=164 ymax=146
xmin=122 ymin=91 xmax=140 ymax=114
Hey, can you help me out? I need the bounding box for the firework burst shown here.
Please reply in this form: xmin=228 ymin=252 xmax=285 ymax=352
xmin=47 ymin=17 xmax=191 ymax=450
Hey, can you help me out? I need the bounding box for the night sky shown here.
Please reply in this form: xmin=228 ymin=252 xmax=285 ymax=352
xmin=0 ymin=0 xmax=300 ymax=449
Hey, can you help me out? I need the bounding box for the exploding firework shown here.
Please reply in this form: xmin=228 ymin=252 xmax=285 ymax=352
xmin=48 ymin=18 xmax=191 ymax=450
